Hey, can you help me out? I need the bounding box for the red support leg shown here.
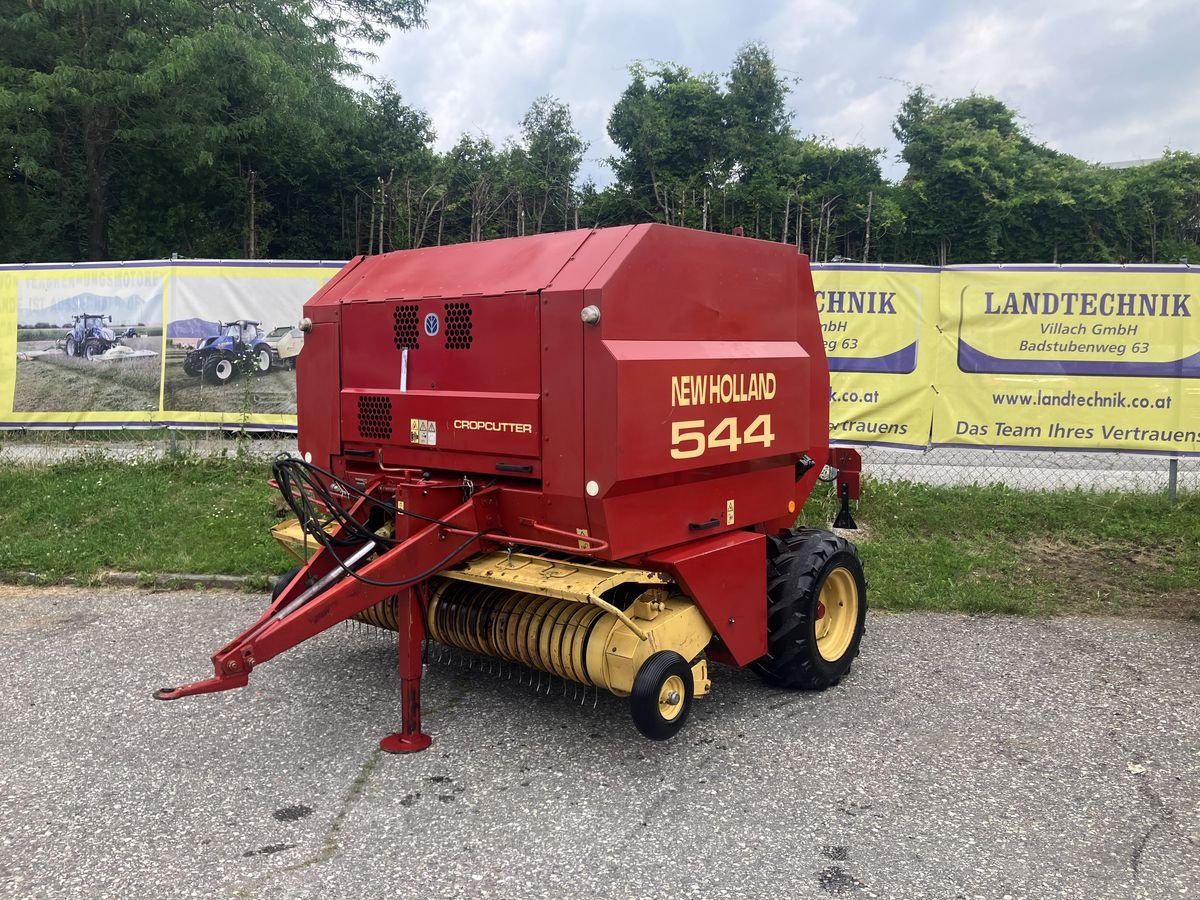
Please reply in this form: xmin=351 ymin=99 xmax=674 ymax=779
xmin=380 ymin=589 xmax=432 ymax=753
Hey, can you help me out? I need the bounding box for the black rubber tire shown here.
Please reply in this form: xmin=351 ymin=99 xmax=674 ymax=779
xmin=65 ymin=336 xmax=77 ymax=357
xmin=750 ymin=527 xmax=868 ymax=690
xmin=83 ymin=339 xmax=101 ymax=361
xmin=202 ymin=355 xmax=235 ymax=385
xmin=630 ymin=650 xmax=694 ymax=740
xmin=183 ymin=354 xmax=202 ymax=376
xmin=272 ymin=565 xmax=303 ymax=601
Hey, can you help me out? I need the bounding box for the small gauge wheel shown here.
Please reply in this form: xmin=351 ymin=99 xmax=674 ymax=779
xmin=630 ymin=650 xmax=694 ymax=740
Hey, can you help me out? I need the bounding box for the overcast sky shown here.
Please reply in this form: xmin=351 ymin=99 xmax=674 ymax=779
xmin=368 ymin=0 xmax=1200 ymax=184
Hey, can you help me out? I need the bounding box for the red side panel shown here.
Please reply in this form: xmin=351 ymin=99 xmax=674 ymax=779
xmin=335 ymin=293 xmax=541 ymax=477
xmin=644 ymin=530 xmax=767 ymax=666
xmin=539 ymin=227 xmax=636 ymax=532
xmin=296 ymin=322 xmax=341 ymax=471
xmin=581 ymin=225 xmax=822 ymax=558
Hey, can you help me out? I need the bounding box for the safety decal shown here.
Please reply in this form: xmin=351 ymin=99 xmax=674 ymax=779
xmin=410 ymin=418 xmax=437 ymax=446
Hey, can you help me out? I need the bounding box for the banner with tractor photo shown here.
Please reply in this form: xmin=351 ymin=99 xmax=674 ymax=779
xmin=0 ymin=260 xmax=340 ymax=430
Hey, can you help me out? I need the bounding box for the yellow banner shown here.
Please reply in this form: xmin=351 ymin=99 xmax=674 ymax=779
xmin=933 ymin=266 xmax=1200 ymax=454
xmin=814 ymin=266 xmax=939 ymax=449
xmin=2 ymin=261 xmax=341 ymax=428
xmin=6 ymin=259 xmax=1197 ymax=456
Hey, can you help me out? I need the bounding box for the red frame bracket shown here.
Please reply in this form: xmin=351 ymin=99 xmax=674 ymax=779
xmin=644 ymin=530 xmax=767 ymax=667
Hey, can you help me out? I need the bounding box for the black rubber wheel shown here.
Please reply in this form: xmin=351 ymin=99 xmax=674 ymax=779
xmin=750 ymin=528 xmax=868 ymax=690
xmin=83 ymin=339 xmax=101 ymax=361
xmin=65 ymin=336 xmax=77 ymax=357
xmin=630 ymin=650 xmax=694 ymax=740
xmin=183 ymin=354 xmax=202 ymax=376
xmin=203 ymin=355 xmax=235 ymax=384
xmin=272 ymin=565 xmax=303 ymax=601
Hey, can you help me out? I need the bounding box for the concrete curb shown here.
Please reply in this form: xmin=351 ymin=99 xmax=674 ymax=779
xmin=0 ymin=571 xmax=268 ymax=591
xmin=98 ymin=571 xmax=260 ymax=590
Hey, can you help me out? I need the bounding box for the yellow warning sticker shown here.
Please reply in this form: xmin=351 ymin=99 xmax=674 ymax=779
xmin=410 ymin=418 xmax=437 ymax=446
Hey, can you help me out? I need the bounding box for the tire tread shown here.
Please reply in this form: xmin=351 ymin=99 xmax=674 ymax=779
xmin=750 ymin=528 xmax=868 ymax=691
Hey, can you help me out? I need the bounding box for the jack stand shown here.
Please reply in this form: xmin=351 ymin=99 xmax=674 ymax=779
xmin=833 ymin=481 xmax=858 ymax=530
xmin=380 ymin=590 xmax=432 ymax=753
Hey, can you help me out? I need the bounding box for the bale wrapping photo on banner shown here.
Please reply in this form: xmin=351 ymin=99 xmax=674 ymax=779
xmin=162 ymin=262 xmax=340 ymax=425
xmin=932 ymin=265 xmax=1199 ymax=455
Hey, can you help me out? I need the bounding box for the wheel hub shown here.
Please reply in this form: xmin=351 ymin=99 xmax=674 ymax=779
xmin=815 ymin=567 xmax=859 ymax=662
xmin=658 ymin=675 xmax=686 ymax=721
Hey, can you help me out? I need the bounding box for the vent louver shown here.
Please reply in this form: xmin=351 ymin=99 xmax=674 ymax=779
xmin=444 ymin=301 xmax=473 ymax=350
xmin=357 ymin=394 xmax=392 ymax=440
xmin=393 ymin=304 xmax=420 ymax=350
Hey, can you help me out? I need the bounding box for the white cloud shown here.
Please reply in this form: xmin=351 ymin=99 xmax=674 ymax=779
xmin=369 ymin=0 xmax=1200 ymax=183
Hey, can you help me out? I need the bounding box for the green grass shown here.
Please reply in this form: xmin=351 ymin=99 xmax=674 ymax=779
xmin=0 ymin=456 xmax=1195 ymax=618
xmin=0 ymin=456 xmax=288 ymax=585
xmin=803 ymin=479 xmax=1200 ymax=619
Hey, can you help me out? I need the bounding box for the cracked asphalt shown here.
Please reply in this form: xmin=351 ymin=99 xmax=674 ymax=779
xmin=1 ymin=585 xmax=1197 ymax=899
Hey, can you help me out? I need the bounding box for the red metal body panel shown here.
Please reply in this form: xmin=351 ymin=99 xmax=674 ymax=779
xmin=644 ymin=531 xmax=768 ymax=666
xmin=315 ymin=230 xmax=596 ymax=302
xmin=339 ymin=294 xmax=541 ymax=394
xmin=295 ymin=322 xmax=342 ymax=471
xmin=830 ymin=447 xmax=863 ymax=500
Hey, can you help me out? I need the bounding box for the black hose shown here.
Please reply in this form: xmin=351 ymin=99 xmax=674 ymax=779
xmin=271 ymin=454 xmax=489 ymax=589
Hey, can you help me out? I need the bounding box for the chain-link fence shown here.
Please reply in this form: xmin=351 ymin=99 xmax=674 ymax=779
xmin=0 ymin=429 xmax=298 ymax=465
xmin=0 ymin=428 xmax=1194 ymax=496
xmin=861 ymin=446 xmax=1196 ymax=496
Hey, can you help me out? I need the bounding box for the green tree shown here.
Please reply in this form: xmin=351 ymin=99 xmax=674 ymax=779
xmin=893 ymin=88 xmax=1066 ymax=264
xmin=607 ymin=63 xmax=729 ymax=226
xmin=517 ymin=96 xmax=586 ymax=234
xmin=0 ymin=0 xmax=427 ymax=261
xmin=1119 ymin=151 xmax=1200 ymax=262
xmin=721 ymin=43 xmax=795 ymax=239
xmin=782 ymin=139 xmax=893 ymax=261
xmin=440 ymin=135 xmax=512 ymax=243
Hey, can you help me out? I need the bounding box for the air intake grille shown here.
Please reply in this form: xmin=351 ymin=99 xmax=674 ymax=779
xmin=393 ymin=304 xmax=420 ymax=350
xmin=357 ymin=394 xmax=392 ymax=440
xmin=444 ymin=301 xmax=473 ymax=350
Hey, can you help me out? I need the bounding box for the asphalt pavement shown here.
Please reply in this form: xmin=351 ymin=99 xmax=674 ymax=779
xmin=1 ymin=585 xmax=1196 ymax=899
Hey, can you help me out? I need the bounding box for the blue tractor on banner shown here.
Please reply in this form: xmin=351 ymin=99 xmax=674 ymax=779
xmin=64 ymin=313 xmax=131 ymax=360
xmin=183 ymin=319 xmax=273 ymax=385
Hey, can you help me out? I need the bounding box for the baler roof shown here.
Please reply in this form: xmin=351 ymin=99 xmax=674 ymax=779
xmin=317 ymin=227 xmax=637 ymax=302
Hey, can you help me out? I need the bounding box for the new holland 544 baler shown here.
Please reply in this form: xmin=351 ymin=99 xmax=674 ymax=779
xmin=157 ymin=224 xmax=866 ymax=750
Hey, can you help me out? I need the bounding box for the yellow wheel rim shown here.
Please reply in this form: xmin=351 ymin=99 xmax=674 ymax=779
xmin=815 ymin=567 xmax=859 ymax=662
xmin=658 ymin=674 xmax=686 ymax=722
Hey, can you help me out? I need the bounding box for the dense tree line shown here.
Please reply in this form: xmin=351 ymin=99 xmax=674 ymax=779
xmin=2 ymin=9 xmax=1197 ymax=265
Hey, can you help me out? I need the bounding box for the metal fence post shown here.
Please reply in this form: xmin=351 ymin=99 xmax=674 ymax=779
xmin=1168 ymin=457 xmax=1179 ymax=502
